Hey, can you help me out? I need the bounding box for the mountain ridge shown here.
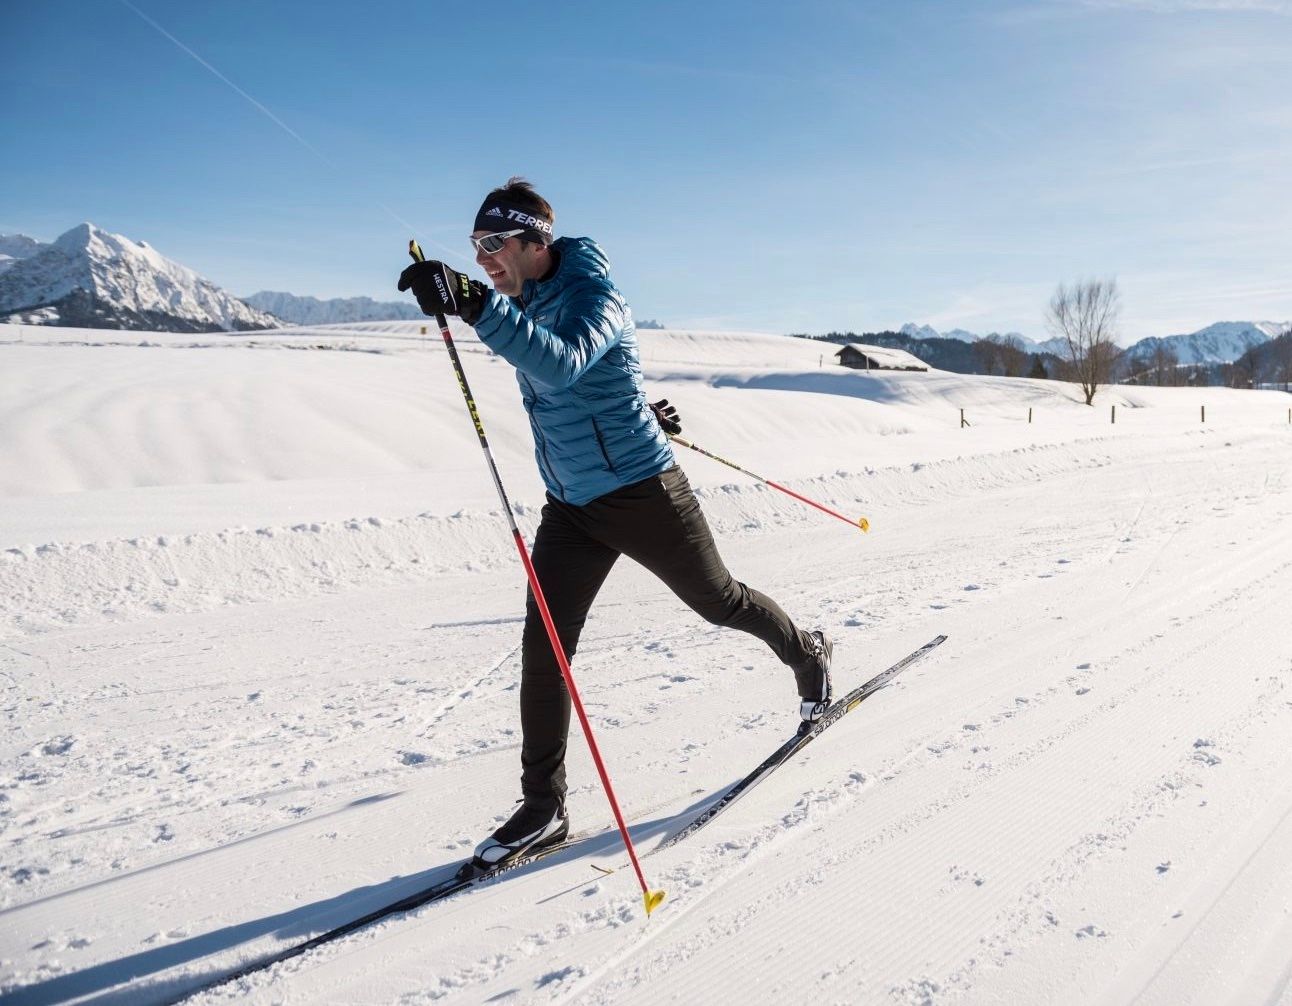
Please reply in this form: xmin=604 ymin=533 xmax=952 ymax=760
xmin=243 ymin=290 xmax=424 ymax=325
xmin=0 ymin=224 xmax=279 ymax=332
xmin=900 ymin=319 xmax=1288 ymax=366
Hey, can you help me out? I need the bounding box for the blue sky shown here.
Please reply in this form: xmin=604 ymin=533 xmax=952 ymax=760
xmin=3 ymin=0 xmax=1289 ymax=341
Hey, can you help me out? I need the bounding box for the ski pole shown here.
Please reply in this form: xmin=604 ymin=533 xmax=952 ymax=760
xmin=408 ymin=241 xmax=665 ymax=918
xmin=668 ymin=434 xmax=870 ymax=533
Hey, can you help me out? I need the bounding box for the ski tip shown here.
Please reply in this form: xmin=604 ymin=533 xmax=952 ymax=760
xmin=858 ymin=516 xmax=870 ymax=533
xmin=644 ymin=888 xmax=666 ymax=916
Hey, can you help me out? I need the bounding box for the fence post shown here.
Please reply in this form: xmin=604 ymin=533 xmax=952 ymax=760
xmin=960 ymin=409 xmax=970 ymax=428
xmin=1111 ymin=404 xmax=1116 ymax=424
xmin=1028 ymin=407 xmax=1033 ymax=424
xmin=1201 ymin=405 xmax=1206 ymax=423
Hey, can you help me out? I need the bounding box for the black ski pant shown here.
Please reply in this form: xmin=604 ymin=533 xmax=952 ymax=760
xmin=518 ymin=464 xmax=814 ymax=808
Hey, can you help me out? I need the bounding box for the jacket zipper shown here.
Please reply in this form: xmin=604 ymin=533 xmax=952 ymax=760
xmin=590 ymin=417 xmax=616 ymax=474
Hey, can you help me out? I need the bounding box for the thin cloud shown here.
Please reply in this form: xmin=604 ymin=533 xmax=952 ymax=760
xmin=1079 ymin=0 xmax=1292 ymax=12
xmin=996 ymin=0 xmax=1292 ymax=20
xmin=606 ymin=56 xmax=807 ymax=87
xmin=923 ymin=284 xmax=1054 ymax=333
xmin=1087 ymin=150 xmax=1282 ymax=178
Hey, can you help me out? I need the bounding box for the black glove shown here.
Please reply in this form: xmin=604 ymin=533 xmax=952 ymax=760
xmin=397 ymin=260 xmax=487 ymax=325
xmin=650 ymin=398 xmax=681 ymax=435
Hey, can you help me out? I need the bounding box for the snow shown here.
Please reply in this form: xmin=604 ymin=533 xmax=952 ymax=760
xmin=3 ymin=321 xmax=1291 ymax=1005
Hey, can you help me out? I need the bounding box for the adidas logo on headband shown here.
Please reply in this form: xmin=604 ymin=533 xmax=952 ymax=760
xmin=486 ymin=207 xmax=505 ymax=218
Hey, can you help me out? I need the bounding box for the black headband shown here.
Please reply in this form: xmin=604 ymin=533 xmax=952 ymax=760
xmin=474 ymin=197 xmax=555 ymax=245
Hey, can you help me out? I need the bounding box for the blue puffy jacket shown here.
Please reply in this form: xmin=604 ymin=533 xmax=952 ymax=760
xmin=472 ymin=236 xmax=675 ymax=505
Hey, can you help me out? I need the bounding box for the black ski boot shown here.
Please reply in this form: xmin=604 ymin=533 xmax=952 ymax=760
xmin=471 ymin=797 xmax=569 ymax=871
xmin=793 ymin=630 xmax=833 ymax=726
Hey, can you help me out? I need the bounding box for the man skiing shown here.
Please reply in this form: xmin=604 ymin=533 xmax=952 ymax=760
xmin=397 ymin=177 xmax=831 ymax=869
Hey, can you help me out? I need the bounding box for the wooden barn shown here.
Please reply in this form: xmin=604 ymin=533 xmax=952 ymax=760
xmin=834 ymin=343 xmax=929 ymax=372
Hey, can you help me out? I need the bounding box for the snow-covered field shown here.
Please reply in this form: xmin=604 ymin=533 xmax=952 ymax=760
xmin=3 ymin=321 xmax=1291 ymax=1005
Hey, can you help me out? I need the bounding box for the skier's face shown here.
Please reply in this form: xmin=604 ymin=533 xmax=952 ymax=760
xmin=472 ymin=232 xmax=546 ymax=297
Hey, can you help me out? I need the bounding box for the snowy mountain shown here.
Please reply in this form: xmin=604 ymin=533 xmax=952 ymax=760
xmin=899 ymin=321 xmax=1061 ymax=353
xmin=0 ymin=234 xmax=45 ymax=276
xmin=899 ymin=322 xmax=942 ymax=341
xmin=0 ymin=224 xmax=280 ymax=332
xmin=243 ymin=290 xmax=425 ymax=325
xmin=1122 ymin=320 xmax=1288 ymax=366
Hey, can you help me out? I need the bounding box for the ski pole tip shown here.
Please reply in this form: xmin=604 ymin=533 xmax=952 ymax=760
xmin=858 ymin=516 xmax=870 ymax=533
xmin=644 ymin=888 xmax=666 ymax=916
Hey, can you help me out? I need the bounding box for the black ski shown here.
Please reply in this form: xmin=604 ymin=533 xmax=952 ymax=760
xmin=173 ymin=635 xmax=945 ymax=1002
xmin=169 ymin=839 xmax=592 ymax=1003
xmin=654 ymin=634 xmax=947 ymax=851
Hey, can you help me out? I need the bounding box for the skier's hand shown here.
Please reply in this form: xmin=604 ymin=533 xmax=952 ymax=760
xmin=397 ymin=260 xmax=487 ymax=325
xmin=650 ymin=399 xmax=681 ymax=435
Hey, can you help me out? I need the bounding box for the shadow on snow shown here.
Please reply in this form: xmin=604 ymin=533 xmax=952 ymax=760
xmin=5 ymin=792 xmax=719 ymax=1006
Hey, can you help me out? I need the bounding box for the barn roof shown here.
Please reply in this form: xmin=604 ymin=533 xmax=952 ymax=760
xmin=835 ymin=343 xmax=928 ymax=370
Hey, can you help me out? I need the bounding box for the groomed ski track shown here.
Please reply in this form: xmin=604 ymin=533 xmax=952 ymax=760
xmin=4 ymin=366 xmax=1292 ymax=1000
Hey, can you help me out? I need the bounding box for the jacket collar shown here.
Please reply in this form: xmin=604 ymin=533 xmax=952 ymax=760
xmin=519 ymin=239 xmax=570 ymax=306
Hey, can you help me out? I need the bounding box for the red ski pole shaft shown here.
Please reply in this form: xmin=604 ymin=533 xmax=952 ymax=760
xmin=409 ymin=241 xmax=664 ymax=917
xmin=668 ymin=434 xmax=870 ymax=533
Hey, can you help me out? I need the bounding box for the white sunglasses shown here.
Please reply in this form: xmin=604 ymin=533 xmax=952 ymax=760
xmin=470 ymin=230 xmax=525 ymax=255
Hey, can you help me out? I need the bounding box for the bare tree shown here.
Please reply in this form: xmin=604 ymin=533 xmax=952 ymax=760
xmin=972 ymin=337 xmax=1002 ymax=376
xmin=972 ymin=334 xmax=1029 ymax=377
xmin=1045 ymin=278 xmax=1122 ymax=405
xmin=1149 ymin=343 xmax=1179 ymax=386
xmin=1231 ymin=348 xmax=1257 ymax=389
xmin=998 ymin=334 xmax=1029 ymax=377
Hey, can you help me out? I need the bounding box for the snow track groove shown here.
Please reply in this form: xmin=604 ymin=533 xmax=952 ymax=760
xmin=570 ymin=532 xmax=1292 ymax=1003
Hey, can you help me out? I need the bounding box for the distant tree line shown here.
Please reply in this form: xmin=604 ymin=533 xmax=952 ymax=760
xmin=1117 ymin=326 xmax=1292 ymax=389
xmin=1236 ymin=327 xmax=1292 ymax=389
xmin=795 ymin=303 xmax=1290 ymax=399
xmin=791 ymin=329 xmax=1065 ymax=380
